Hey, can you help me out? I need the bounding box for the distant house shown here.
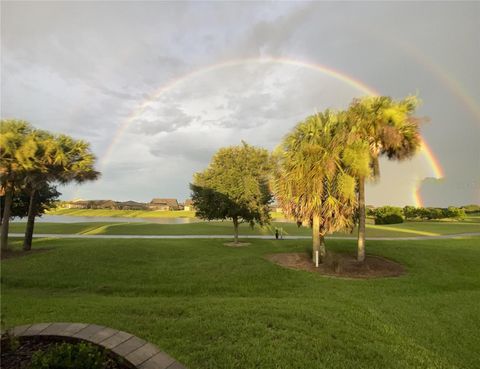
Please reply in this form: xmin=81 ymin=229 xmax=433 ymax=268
xmin=148 ymin=198 xmax=180 ymax=211
xmin=116 ymin=201 xmax=147 ymax=211
xmin=183 ymin=199 xmax=195 ymax=211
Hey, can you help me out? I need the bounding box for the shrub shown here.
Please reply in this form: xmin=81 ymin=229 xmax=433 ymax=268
xmin=366 ymin=206 xmax=376 ymax=217
xmin=445 ymin=206 xmax=466 ymax=219
xmin=29 ymin=341 xmax=112 ymax=369
xmin=425 ymin=207 xmax=444 ymax=219
xmin=374 ymin=206 xmax=404 ymax=224
xmin=403 ymin=205 xmax=418 ymax=220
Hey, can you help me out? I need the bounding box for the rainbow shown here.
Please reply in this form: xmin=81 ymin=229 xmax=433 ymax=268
xmin=100 ymin=57 xmax=445 ymax=206
xmin=419 ymin=137 xmax=444 ymax=179
xmin=413 ymin=187 xmax=424 ymax=208
xmin=100 ymin=57 xmax=380 ymax=167
xmin=412 ymin=137 xmax=445 ymax=207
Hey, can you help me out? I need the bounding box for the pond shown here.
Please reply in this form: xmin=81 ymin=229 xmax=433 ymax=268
xmin=11 ymin=215 xmax=201 ymax=224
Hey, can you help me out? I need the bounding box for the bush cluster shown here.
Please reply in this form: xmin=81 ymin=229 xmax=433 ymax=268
xmin=403 ymin=206 xmax=466 ymax=220
xmin=373 ymin=206 xmax=404 ymax=224
xmin=369 ymin=205 xmax=468 ymax=224
xmin=368 ymin=205 xmax=467 ymax=223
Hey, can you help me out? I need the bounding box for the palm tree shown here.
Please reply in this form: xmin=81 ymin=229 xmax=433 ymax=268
xmin=22 ymin=133 xmax=100 ymax=251
xmin=0 ymin=120 xmax=100 ymax=253
xmin=1 ymin=120 xmax=36 ymax=252
xmin=274 ymin=111 xmax=362 ymax=263
xmin=346 ymin=96 xmax=423 ymax=262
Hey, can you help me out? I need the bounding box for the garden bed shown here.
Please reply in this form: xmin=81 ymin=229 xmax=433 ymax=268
xmin=266 ymin=251 xmax=405 ymax=278
xmin=0 ymin=335 xmax=134 ymax=369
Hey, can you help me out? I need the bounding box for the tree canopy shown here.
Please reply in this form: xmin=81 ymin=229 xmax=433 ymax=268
xmin=191 ymin=142 xmax=273 ymax=243
xmin=0 ymin=183 xmax=60 ymax=219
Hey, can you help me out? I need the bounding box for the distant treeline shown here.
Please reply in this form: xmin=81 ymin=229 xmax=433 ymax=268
xmin=366 ymin=205 xmax=479 ymax=225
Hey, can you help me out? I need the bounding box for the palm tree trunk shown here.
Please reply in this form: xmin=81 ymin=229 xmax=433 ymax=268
xmin=1 ymin=184 xmax=14 ymax=252
xmin=312 ymin=214 xmax=320 ymax=263
xmin=357 ymin=176 xmax=366 ymax=262
xmin=233 ymin=216 xmax=239 ymax=244
xmin=319 ymin=233 xmax=326 ymax=263
xmin=23 ymin=188 xmax=37 ymax=251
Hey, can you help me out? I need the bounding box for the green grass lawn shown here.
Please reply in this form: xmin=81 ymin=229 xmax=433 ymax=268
xmin=9 ymin=217 xmax=480 ymax=238
xmin=2 ymin=236 xmax=479 ymax=369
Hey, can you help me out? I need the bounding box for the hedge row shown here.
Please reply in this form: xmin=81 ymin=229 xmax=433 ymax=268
xmin=366 ymin=205 xmax=467 ymax=224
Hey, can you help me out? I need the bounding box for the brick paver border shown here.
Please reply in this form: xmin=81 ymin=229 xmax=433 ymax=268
xmin=5 ymin=322 xmax=187 ymax=369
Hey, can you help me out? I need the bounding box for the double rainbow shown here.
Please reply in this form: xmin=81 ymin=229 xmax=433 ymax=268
xmin=101 ymin=57 xmax=445 ymax=206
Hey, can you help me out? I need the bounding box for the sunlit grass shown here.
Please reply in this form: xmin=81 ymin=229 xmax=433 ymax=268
xmin=2 ymin=236 xmax=479 ymax=369
xmin=367 ymin=224 xmax=439 ymax=236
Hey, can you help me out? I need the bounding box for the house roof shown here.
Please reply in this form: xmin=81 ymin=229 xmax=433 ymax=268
xmin=184 ymin=199 xmax=194 ymax=206
xmin=150 ymin=198 xmax=179 ymax=207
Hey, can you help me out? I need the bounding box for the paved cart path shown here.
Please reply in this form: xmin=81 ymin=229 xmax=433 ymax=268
xmin=9 ymin=232 xmax=480 ymax=240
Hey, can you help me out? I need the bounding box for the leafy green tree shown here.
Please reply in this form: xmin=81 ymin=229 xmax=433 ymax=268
xmin=0 ymin=183 xmax=60 ymax=220
xmin=0 ymin=120 xmax=36 ymax=252
xmin=191 ymin=142 xmax=273 ymax=244
xmin=347 ymin=96 xmax=423 ymax=262
xmin=426 ymin=207 xmax=444 ymax=220
xmin=403 ymin=205 xmax=418 ymax=220
xmin=274 ymin=111 xmax=362 ymax=263
xmin=445 ymin=206 xmax=466 ymax=219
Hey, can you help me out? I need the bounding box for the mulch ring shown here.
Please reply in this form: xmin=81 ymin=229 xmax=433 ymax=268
xmin=0 ymin=248 xmax=51 ymax=260
xmin=0 ymin=335 xmax=133 ymax=369
xmin=224 ymin=242 xmax=251 ymax=247
xmin=266 ymin=251 xmax=405 ymax=279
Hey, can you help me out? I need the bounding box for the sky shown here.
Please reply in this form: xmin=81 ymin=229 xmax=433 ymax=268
xmin=1 ymin=1 xmax=479 ymax=207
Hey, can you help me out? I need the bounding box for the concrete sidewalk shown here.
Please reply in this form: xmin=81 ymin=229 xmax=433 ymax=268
xmin=8 ymin=232 xmax=480 ymax=241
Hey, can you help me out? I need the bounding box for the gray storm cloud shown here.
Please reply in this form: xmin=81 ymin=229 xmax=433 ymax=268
xmin=2 ymin=1 xmax=479 ymax=205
